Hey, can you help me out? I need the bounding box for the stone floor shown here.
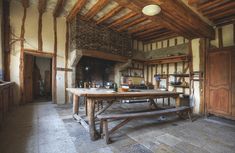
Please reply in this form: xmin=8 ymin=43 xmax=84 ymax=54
xmin=1 ymin=102 xmax=235 ymax=153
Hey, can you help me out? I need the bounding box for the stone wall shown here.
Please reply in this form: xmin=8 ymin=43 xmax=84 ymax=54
xmin=70 ymin=16 xmax=132 ymax=57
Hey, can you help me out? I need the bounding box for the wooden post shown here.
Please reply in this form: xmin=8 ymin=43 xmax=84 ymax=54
xmin=64 ymin=21 xmax=69 ymax=103
xmin=52 ymin=17 xmax=57 ymax=103
xmin=175 ymin=96 xmax=180 ymax=107
xmin=87 ymin=99 xmax=99 ymax=141
xmin=218 ymin=27 xmax=223 ymax=48
xmin=103 ymin=120 xmax=110 ymax=144
xmin=73 ymin=94 xmax=79 ymax=114
xmin=19 ymin=7 xmax=27 ymax=104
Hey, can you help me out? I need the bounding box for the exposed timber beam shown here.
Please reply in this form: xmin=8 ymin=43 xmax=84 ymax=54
xmin=113 ymin=0 xmax=214 ymax=39
xmin=117 ymin=17 xmax=148 ymax=32
xmin=128 ymin=22 xmax=158 ymax=34
xmin=53 ymin=0 xmax=66 ymax=17
xmin=84 ymin=0 xmax=109 ymax=20
xmin=96 ymin=5 xmax=123 ymax=24
xmin=38 ymin=0 xmax=47 ymax=13
xmin=67 ymin=0 xmax=87 ymax=22
xmin=21 ymin=0 xmax=29 ymax=8
xmin=108 ymin=12 xmax=138 ymax=28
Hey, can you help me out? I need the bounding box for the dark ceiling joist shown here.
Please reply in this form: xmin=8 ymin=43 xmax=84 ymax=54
xmin=128 ymin=22 xmax=158 ymax=34
xmin=209 ymin=9 xmax=235 ymax=20
xmin=108 ymin=12 xmax=138 ymax=28
xmin=188 ymin=0 xmax=200 ymax=6
xmin=113 ymin=0 xmax=214 ymax=39
xmin=21 ymin=0 xmax=29 ymax=8
xmin=117 ymin=17 xmax=148 ymax=32
xmin=38 ymin=0 xmax=47 ymax=13
xmin=197 ymin=0 xmax=224 ymax=11
xmin=53 ymin=0 xmax=66 ymax=17
xmin=67 ymin=0 xmax=87 ymax=22
xmin=143 ymin=32 xmax=178 ymax=42
xmin=203 ymin=2 xmax=235 ymax=16
xmin=96 ymin=5 xmax=123 ymax=24
xmin=84 ymin=0 xmax=110 ymax=20
xmin=134 ymin=26 xmax=164 ymax=37
xmin=137 ymin=29 xmax=171 ymax=39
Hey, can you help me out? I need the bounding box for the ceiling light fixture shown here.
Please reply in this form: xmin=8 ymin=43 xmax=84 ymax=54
xmin=142 ymin=4 xmax=161 ymax=16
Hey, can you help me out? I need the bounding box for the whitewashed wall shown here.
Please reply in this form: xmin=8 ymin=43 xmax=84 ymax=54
xmin=9 ymin=0 xmax=71 ymax=104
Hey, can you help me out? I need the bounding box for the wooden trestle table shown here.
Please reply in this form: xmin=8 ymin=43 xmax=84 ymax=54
xmin=66 ymin=88 xmax=181 ymax=141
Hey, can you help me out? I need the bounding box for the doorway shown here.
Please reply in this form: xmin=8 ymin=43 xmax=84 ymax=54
xmin=24 ymin=54 xmax=52 ymax=103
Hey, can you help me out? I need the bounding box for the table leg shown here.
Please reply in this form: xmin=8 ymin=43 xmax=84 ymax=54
xmin=87 ymin=98 xmax=99 ymax=141
xmin=73 ymin=94 xmax=79 ymax=115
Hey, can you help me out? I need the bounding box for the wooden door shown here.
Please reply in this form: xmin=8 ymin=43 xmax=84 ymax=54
xmin=232 ymin=51 xmax=235 ymax=117
xmin=206 ymin=51 xmax=231 ymax=116
xmin=24 ymin=54 xmax=34 ymax=103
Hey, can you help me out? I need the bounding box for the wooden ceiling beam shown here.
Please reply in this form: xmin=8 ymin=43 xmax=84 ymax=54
xmin=143 ymin=33 xmax=178 ymax=43
xmin=107 ymin=12 xmax=138 ymax=28
xmin=84 ymin=0 xmax=110 ymax=20
xmin=67 ymin=0 xmax=87 ymax=22
xmin=38 ymin=0 xmax=47 ymax=13
xmin=53 ymin=0 xmax=66 ymax=17
xmin=117 ymin=17 xmax=148 ymax=32
xmin=96 ymin=5 xmax=123 ymax=24
xmin=137 ymin=29 xmax=171 ymax=39
xmin=133 ymin=26 xmax=163 ymax=37
xmin=214 ymin=15 xmax=235 ymax=26
xmin=197 ymin=0 xmax=225 ymax=11
xmin=203 ymin=2 xmax=235 ymax=16
xmin=21 ymin=0 xmax=29 ymax=8
xmin=114 ymin=0 xmax=214 ymax=39
xmin=128 ymin=22 xmax=158 ymax=34
xmin=208 ymin=9 xmax=235 ymax=20
xmin=188 ymin=0 xmax=200 ymax=6
xmin=142 ymin=32 xmax=178 ymax=42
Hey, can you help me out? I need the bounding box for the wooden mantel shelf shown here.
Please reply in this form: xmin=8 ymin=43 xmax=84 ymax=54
xmin=145 ymin=55 xmax=191 ymax=65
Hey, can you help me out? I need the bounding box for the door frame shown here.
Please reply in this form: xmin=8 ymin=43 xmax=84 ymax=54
xmin=23 ymin=49 xmax=56 ymax=103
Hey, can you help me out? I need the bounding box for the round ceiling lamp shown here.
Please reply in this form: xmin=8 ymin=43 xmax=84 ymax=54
xmin=142 ymin=4 xmax=161 ymax=16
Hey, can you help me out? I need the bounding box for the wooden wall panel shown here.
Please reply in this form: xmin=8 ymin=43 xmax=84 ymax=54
xmin=232 ymin=51 xmax=235 ymax=116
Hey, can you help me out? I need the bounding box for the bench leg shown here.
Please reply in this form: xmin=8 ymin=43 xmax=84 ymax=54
xmin=100 ymin=119 xmax=103 ymax=138
xmin=103 ymin=120 xmax=111 ymax=144
xmin=188 ymin=111 xmax=192 ymax=122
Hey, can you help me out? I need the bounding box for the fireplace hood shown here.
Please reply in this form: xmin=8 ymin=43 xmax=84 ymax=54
xmin=70 ymin=49 xmax=131 ymax=67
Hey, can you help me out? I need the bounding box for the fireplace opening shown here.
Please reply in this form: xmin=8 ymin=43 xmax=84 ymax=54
xmin=76 ymin=57 xmax=116 ymax=88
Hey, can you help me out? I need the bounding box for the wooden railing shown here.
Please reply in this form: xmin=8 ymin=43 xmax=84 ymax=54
xmin=0 ymin=81 xmax=15 ymax=127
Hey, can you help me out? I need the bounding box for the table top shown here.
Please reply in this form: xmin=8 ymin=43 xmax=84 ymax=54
xmin=66 ymin=88 xmax=181 ymax=98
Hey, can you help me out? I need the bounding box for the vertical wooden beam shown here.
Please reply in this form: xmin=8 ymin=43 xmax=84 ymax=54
xmin=38 ymin=13 xmax=43 ymax=51
xmin=52 ymin=17 xmax=57 ymax=103
xmin=150 ymin=65 xmax=153 ymax=83
xmin=2 ymin=0 xmax=11 ymax=81
xmin=38 ymin=0 xmax=47 ymax=51
xmin=218 ymin=27 xmax=223 ymax=48
xmin=19 ymin=7 xmax=27 ymax=104
xmin=188 ymin=39 xmax=193 ymax=96
xmin=233 ymin=23 xmax=235 ymax=45
xmin=175 ymin=38 xmax=178 ymax=46
xmin=64 ymin=21 xmax=69 ymax=103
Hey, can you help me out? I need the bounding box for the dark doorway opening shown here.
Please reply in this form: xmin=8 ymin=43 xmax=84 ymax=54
xmin=24 ymin=54 xmax=52 ymax=103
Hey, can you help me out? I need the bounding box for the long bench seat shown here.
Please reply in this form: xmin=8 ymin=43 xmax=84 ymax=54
xmin=97 ymin=106 xmax=192 ymax=144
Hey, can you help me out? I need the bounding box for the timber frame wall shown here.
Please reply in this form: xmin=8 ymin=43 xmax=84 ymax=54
xmin=5 ymin=0 xmax=70 ymax=104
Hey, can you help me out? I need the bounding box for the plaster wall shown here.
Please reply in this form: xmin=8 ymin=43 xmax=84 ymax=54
xmin=210 ymin=24 xmax=234 ymax=48
xmin=9 ymin=0 xmax=71 ymax=104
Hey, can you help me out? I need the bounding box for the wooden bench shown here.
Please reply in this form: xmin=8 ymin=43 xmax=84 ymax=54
xmin=97 ymin=106 xmax=192 ymax=144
